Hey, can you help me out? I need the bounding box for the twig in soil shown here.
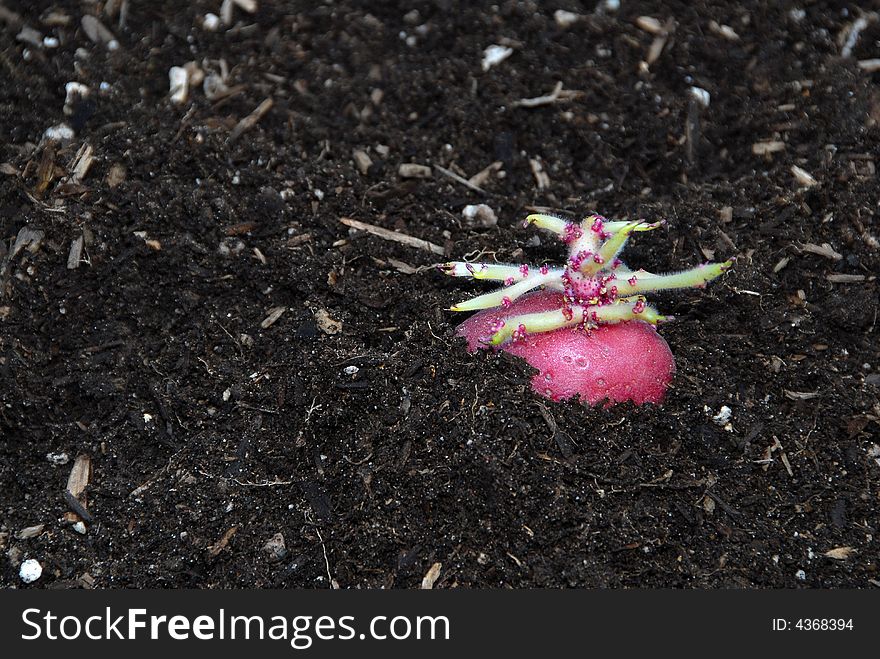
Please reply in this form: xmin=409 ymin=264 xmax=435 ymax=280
xmin=232 ymin=477 xmax=292 ymax=487
xmin=511 ymin=81 xmax=583 ymax=108
xmin=528 ymin=158 xmax=550 ymax=189
xmin=339 ymin=217 xmax=445 ymax=255
xmin=304 ymin=511 xmax=336 ymax=588
xmin=858 ymin=59 xmax=880 ymax=73
xmin=468 ymin=161 xmax=502 ymax=188
xmin=433 ymin=164 xmax=486 ymax=194
xmin=214 ymin=318 xmax=245 ymax=358
xmin=840 ymin=16 xmax=873 ymax=58
xmin=342 ymin=452 xmax=373 ymax=466
xmin=227 ymin=97 xmax=274 ymax=143
xmin=80 ymin=339 xmax=125 ymax=354
xmin=826 ymin=273 xmax=867 ymax=283
xmin=636 ymin=16 xmax=674 ymax=67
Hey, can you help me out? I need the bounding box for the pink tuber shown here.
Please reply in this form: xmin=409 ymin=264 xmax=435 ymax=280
xmin=440 ymin=213 xmax=733 ymax=406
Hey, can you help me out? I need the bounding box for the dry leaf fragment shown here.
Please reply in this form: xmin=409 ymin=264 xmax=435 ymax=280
xmin=823 ymin=546 xmax=855 ymax=560
xmin=421 ymin=562 xmax=442 ymax=589
xmin=314 ymin=308 xmax=342 ymax=335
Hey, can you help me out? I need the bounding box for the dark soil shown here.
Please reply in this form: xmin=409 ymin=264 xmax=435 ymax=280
xmin=1 ymin=1 xmax=878 ymax=589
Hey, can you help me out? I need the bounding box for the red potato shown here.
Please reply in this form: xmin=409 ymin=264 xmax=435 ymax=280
xmin=456 ymin=290 xmax=675 ymax=405
xmin=442 ymin=212 xmax=732 ymax=406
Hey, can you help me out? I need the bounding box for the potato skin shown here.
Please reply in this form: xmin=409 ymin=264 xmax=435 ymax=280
xmin=457 ymin=290 xmax=675 ymax=405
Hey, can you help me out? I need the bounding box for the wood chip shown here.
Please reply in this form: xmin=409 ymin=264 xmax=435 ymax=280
xmin=65 ymin=454 xmax=93 ymax=523
xmin=398 ymin=163 xmax=432 ymax=179
xmin=224 ymin=221 xmax=257 ymax=236
xmin=228 ymin=97 xmax=273 ymax=143
xmin=646 ymin=31 xmax=669 ymax=65
xmin=421 ymin=562 xmax=442 ymax=589
xmin=0 ymin=162 xmax=19 ymax=176
xmin=339 ymin=217 xmax=444 ymax=255
xmin=529 ymin=158 xmax=550 ymax=189
xmin=708 ymin=20 xmax=739 ymax=41
xmin=260 ymin=306 xmax=286 ymax=329
xmin=824 ymin=546 xmax=855 ymax=560
xmin=67 ymin=234 xmax=84 ymax=269
xmin=352 ymin=149 xmax=373 ymax=176
xmin=16 ymin=524 xmax=45 ymax=540
xmin=858 ymin=58 xmax=880 ymax=73
xmin=68 ymin=143 xmax=94 ymax=184
xmin=752 ymin=141 xmax=786 ymax=155
xmin=207 ymin=526 xmax=238 ymax=557
xmin=66 ymin=454 xmax=91 ymax=499
xmin=784 ymin=390 xmax=820 ymax=400
xmin=286 ymin=233 xmax=313 ymax=248
xmin=635 ymin=16 xmax=664 ymax=35
xmin=773 ymin=256 xmax=790 ymax=273
xmin=9 ymin=226 xmax=45 ymax=260
xmin=800 ymin=242 xmax=842 ymax=260
xmin=386 ymin=258 xmax=417 ymax=274
xmin=790 ymin=165 xmax=817 ymax=187
xmin=826 ymin=273 xmax=866 ymax=283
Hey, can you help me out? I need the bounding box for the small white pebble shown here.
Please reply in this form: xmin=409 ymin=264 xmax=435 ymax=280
xmin=47 ymin=451 xmax=70 ymax=465
xmin=343 ymin=366 xmax=359 ymax=376
xmin=44 ymin=123 xmax=75 ymax=141
xmin=313 ymin=189 xmax=325 ymax=200
xmin=169 ymin=66 xmax=189 ymax=104
xmin=795 ymin=569 xmax=806 ymax=580
xmin=64 ymin=82 xmax=90 ymax=116
xmin=73 ymin=521 xmax=87 ymax=535
xmin=689 ymin=86 xmax=711 ymax=109
xmin=462 ymin=204 xmax=498 ymax=228
xmin=203 ymin=13 xmax=221 ymax=31
xmin=711 ymin=405 xmax=732 ymax=425
xmin=554 ymin=10 xmax=582 ymax=29
xmin=20 ymin=559 xmax=42 ymax=584
xmin=42 ymin=36 xmax=59 ymax=48
xmin=482 ymin=45 xmax=513 ymax=72
xmin=222 ymin=388 xmax=232 ymax=402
